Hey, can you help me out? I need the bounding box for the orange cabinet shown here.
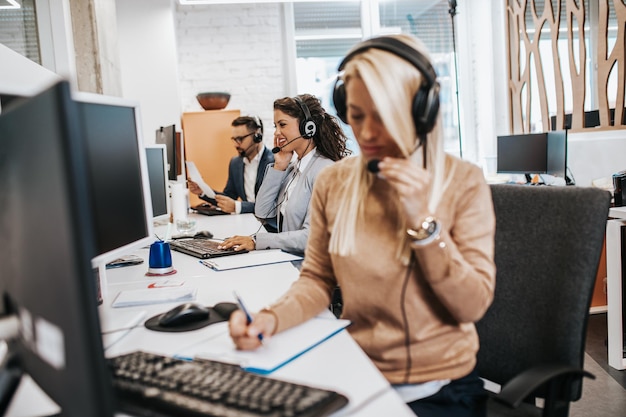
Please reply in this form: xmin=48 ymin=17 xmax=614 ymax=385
xmin=181 ymin=109 xmax=240 ymax=207
xmin=591 ymin=237 xmax=608 ymax=309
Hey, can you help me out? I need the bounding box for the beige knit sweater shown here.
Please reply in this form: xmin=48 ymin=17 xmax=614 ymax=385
xmin=269 ymin=154 xmax=496 ymax=384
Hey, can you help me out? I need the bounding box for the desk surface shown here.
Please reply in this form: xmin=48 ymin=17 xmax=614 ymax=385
xmin=6 ymin=213 xmax=413 ymax=417
xmin=610 ymin=206 xmax=626 ymax=219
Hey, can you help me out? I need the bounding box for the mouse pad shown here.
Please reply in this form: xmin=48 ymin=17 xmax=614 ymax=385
xmin=144 ymin=302 xmax=238 ymax=333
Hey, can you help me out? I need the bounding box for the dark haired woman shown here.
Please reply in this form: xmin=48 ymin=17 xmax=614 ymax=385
xmin=219 ymin=94 xmax=350 ymax=255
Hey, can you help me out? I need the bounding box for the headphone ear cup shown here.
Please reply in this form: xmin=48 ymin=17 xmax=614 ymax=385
xmin=253 ymin=132 xmax=263 ymax=143
xmin=300 ymin=119 xmax=317 ymax=139
xmin=332 ymin=79 xmax=348 ymax=124
xmin=412 ymin=81 xmax=440 ymax=135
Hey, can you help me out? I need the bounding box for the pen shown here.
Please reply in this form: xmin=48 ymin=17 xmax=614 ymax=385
xmin=233 ymin=291 xmax=264 ymax=344
xmin=199 ymin=260 xmax=218 ymax=270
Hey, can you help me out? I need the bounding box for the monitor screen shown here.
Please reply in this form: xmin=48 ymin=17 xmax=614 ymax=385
xmin=156 ymin=124 xmax=177 ymax=181
xmin=145 ymin=144 xmax=171 ymax=222
xmin=496 ymin=133 xmax=548 ymax=174
xmin=74 ymin=93 xmax=154 ymax=266
xmin=546 ymin=130 xmax=568 ymax=179
xmin=0 ymin=81 xmax=115 ymax=416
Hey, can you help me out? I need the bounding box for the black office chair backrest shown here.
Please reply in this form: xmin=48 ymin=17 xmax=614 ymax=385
xmin=477 ymin=184 xmax=610 ymax=401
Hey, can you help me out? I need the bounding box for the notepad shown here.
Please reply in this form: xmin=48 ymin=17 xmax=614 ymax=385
xmin=111 ymin=287 xmax=197 ymax=308
xmin=198 ymin=249 xmax=303 ymax=271
xmin=177 ymin=317 xmax=350 ymax=374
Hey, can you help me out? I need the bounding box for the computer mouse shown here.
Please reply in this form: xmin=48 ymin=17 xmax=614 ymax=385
xmin=213 ymin=302 xmax=238 ymax=319
xmin=193 ymin=230 xmax=214 ymax=239
xmin=158 ymin=302 xmax=210 ymax=328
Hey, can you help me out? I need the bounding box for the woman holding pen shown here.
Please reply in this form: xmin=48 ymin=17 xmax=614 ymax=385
xmin=228 ymin=34 xmax=496 ymax=417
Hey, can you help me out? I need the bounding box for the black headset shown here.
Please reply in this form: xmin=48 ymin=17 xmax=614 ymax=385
xmin=332 ymin=36 xmax=440 ymax=136
xmin=294 ymin=96 xmax=317 ymax=139
xmin=252 ymin=115 xmax=264 ymax=143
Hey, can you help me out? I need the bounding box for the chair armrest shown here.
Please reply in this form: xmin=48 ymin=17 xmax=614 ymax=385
xmin=495 ymin=364 xmax=595 ymax=408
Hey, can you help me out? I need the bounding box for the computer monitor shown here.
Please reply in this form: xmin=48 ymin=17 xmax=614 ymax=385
xmin=73 ymin=92 xmax=155 ymax=267
xmin=497 ymin=131 xmax=568 ymax=183
xmin=145 ymin=144 xmax=171 ymax=222
xmin=156 ymin=124 xmax=178 ymax=181
xmin=546 ymin=130 xmax=568 ymax=179
xmin=0 ymin=81 xmax=116 ymax=416
xmin=496 ymin=133 xmax=548 ymax=175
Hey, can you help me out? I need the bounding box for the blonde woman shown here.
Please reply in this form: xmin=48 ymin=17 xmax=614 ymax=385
xmin=229 ymin=34 xmax=496 ymax=417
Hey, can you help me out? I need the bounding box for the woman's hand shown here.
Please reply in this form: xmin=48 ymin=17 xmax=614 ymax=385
xmin=377 ymin=157 xmax=431 ymax=223
xmin=229 ymin=310 xmax=277 ymax=350
xmin=272 ymin=138 xmax=293 ymax=171
xmin=218 ymin=235 xmax=255 ymax=251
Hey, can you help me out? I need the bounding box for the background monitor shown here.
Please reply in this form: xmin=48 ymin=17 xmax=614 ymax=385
xmin=156 ymin=124 xmax=177 ymax=181
xmin=145 ymin=144 xmax=171 ymax=223
xmin=546 ymin=130 xmax=568 ymax=179
xmin=0 ymin=81 xmax=115 ymax=416
xmin=74 ymin=92 xmax=154 ymax=267
xmin=496 ymin=133 xmax=549 ymax=175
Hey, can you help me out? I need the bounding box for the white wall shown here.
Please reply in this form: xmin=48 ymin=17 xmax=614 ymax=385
xmin=568 ymin=131 xmax=626 ymax=187
xmin=174 ymin=2 xmax=288 ymax=139
xmin=114 ymin=1 xmax=288 ymax=145
xmin=116 ymin=0 xmax=182 ymax=143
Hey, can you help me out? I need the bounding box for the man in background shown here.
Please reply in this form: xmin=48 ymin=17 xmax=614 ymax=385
xmin=189 ymin=115 xmax=274 ymax=214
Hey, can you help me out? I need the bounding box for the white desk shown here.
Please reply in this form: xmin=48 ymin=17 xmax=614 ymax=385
xmin=607 ymin=207 xmax=626 ymax=370
xmin=6 ymin=213 xmax=413 ymax=417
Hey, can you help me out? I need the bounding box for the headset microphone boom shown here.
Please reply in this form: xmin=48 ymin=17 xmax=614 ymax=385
xmin=271 ymin=135 xmax=303 ymax=154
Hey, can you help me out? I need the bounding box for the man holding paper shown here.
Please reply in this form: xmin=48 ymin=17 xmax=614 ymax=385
xmin=188 ymin=116 xmax=274 ymax=214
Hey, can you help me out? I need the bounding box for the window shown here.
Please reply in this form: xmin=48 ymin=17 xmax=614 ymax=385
xmin=293 ymin=0 xmax=460 ymax=155
xmin=0 ymin=0 xmax=41 ymax=64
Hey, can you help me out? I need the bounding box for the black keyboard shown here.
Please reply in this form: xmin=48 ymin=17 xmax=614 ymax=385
xmin=194 ymin=204 xmax=229 ymax=216
xmin=169 ymin=238 xmax=249 ymax=259
xmin=109 ymin=351 xmax=348 ymax=417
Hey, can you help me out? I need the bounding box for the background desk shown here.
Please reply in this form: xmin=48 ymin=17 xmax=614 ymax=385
xmin=607 ymin=207 xmax=626 ymax=370
xmin=6 ymin=213 xmax=413 ymax=417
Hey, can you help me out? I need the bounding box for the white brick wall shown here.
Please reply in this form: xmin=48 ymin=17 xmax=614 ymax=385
xmin=175 ymin=3 xmax=287 ymax=139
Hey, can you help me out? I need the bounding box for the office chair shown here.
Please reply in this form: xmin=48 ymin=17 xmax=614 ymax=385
xmin=477 ymin=184 xmax=611 ymax=417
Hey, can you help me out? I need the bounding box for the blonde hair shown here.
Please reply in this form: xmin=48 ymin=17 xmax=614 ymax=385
xmin=329 ymin=34 xmax=452 ymax=260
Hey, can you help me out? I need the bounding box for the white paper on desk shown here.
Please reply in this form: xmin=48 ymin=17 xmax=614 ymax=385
xmin=199 ymin=250 xmax=303 ymax=271
xmin=178 ymin=317 xmax=350 ymax=375
xmin=186 ymin=161 xmax=216 ymax=199
xmin=111 ymin=287 xmax=197 ymax=308
xmin=100 ymin=310 xmax=147 ymax=333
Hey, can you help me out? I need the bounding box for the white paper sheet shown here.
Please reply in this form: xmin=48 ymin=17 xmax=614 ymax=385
xmin=186 ymin=161 xmax=216 ymax=199
xmin=176 ymin=317 xmax=351 ymax=375
xmin=111 ymin=287 xmax=197 ymax=308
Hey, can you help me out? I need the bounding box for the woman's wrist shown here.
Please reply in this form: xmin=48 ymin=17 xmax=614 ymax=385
xmin=407 ymin=216 xmax=441 ymax=246
xmin=258 ymin=308 xmax=278 ymax=335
